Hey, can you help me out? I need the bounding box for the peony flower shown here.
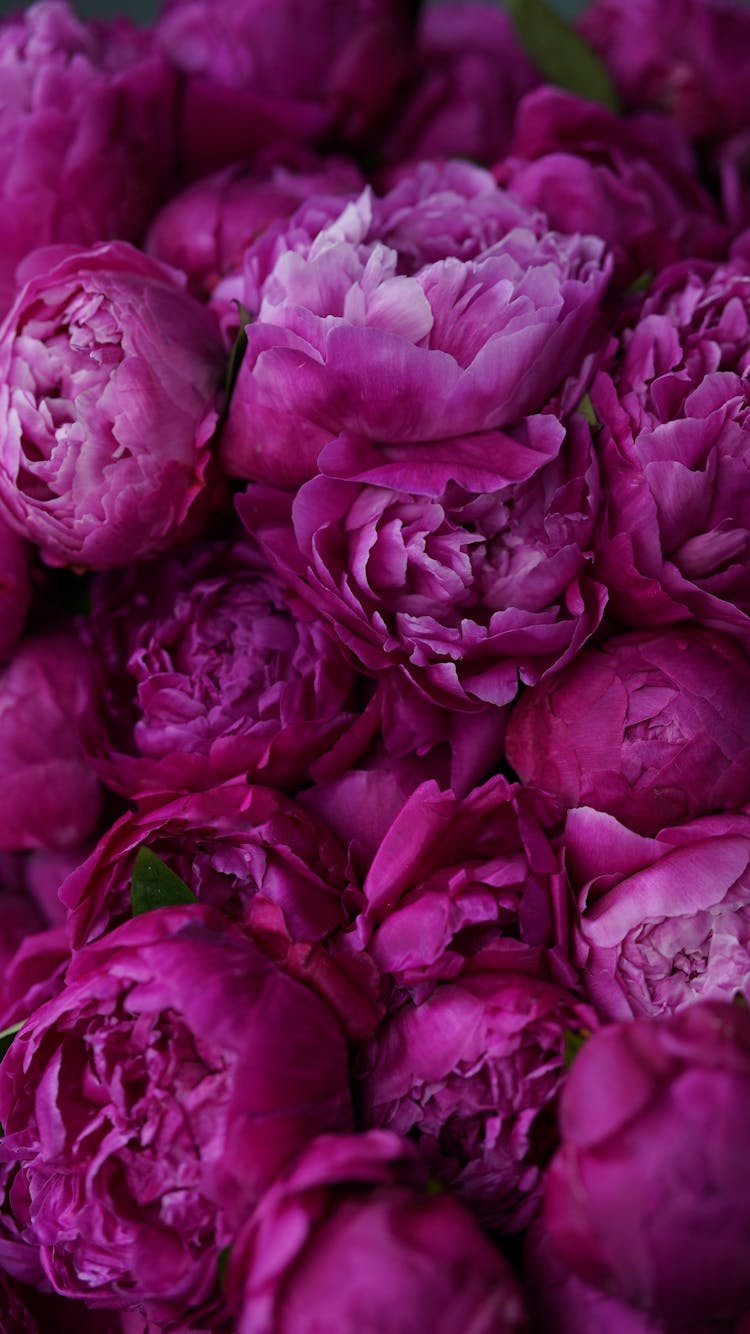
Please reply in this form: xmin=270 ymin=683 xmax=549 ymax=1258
xmin=81 ymin=532 xmax=374 ymax=799
xmin=59 ymin=780 xmax=381 ymax=1039
xmin=543 ymin=1002 xmax=750 ymax=1326
xmin=0 ymin=905 xmax=353 ymax=1321
xmin=499 ymin=88 xmax=726 ymax=287
xmin=361 ymin=972 xmax=596 ymax=1230
xmin=380 ymin=3 xmax=539 ymax=167
xmin=0 ymin=925 xmax=70 ymax=1030
xmin=146 ymin=149 xmax=362 ymax=301
xmin=238 ymin=418 xmax=606 ymax=710
xmin=0 ymin=0 xmax=177 ymax=313
xmin=60 ymin=779 xmax=355 ymax=951
xmin=0 ymin=242 xmax=225 ymax=570
xmin=524 ymin=1221 xmax=682 ymax=1334
xmin=0 ymin=515 xmax=29 ymax=657
xmin=567 ymin=806 xmax=750 ymax=1019
xmin=580 ymin=0 xmax=750 ymax=141
xmin=220 ymin=177 xmax=611 ymax=486
xmin=156 ymin=0 xmax=415 ymax=175
xmin=505 ymin=626 xmax=750 ymax=836
xmin=357 ymin=775 xmax=571 ymax=1000
xmin=226 ymin=1131 xmax=528 ymax=1334
xmin=591 ymin=257 xmax=750 ymax=643
xmin=0 ymin=631 xmax=101 ymax=852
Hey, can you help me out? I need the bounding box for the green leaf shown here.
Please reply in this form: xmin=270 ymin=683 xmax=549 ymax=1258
xmin=504 ymin=0 xmax=620 ymax=112
xmin=626 ymin=270 xmax=655 ymax=295
xmin=223 ymin=302 xmax=252 ymax=411
xmin=577 ymin=392 xmax=599 ymax=428
xmin=217 ymin=1245 xmax=232 ymax=1290
xmin=131 ymin=846 xmax=197 ymax=917
xmin=564 ymin=1027 xmax=591 ymax=1068
xmin=0 ymin=1021 xmax=25 ymax=1062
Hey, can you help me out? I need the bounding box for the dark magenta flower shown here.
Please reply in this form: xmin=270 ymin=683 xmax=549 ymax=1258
xmin=544 ymin=1002 xmax=750 ymax=1326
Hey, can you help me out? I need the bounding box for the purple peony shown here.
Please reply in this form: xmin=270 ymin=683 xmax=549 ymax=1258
xmin=499 ymin=88 xmax=726 ymax=287
xmin=0 ymin=905 xmax=353 ymax=1321
xmin=146 ymin=149 xmax=362 ymax=301
xmin=543 ymin=1002 xmax=750 ymax=1326
xmin=59 ymin=779 xmax=381 ymax=1039
xmin=220 ymin=176 xmax=611 ymax=486
xmin=0 ymin=924 xmax=69 ymax=1030
xmin=0 ymin=241 xmax=225 ymax=571
xmin=581 ymin=0 xmax=750 ymax=141
xmin=0 ymin=0 xmax=176 ymax=313
xmin=226 ymin=1131 xmax=528 ymax=1334
xmin=505 ymin=626 xmax=750 ymax=836
xmin=357 ymin=775 xmax=571 ymax=1000
xmin=60 ymin=779 xmax=355 ymax=951
xmin=380 ymin=3 xmax=539 ymax=167
xmin=81 ymin=532 xmax=374 ymax=799
xmin=361 ymin=972 xmax=596 ymax=1230
xmin=591 ymin=257 xmax=750 ymax=643
xmin=156 ymin=0 xmax=415 ymax=174
xmin=0 ymin=631 xmax=101 ymax=852
xmin=524 ymin=1221 xmax=683 ymax=1334
xmin=567 ymin=806 xmax=750 ymax=1019
xmin=238 ymin=417 xmax=606 ymax=710
xmin=0 ymin=515 xmax=29 ymax=657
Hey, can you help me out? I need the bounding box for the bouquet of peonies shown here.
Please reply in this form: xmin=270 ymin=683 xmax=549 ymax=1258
xmin=3 ymin=0 xmax=750 ymax=1328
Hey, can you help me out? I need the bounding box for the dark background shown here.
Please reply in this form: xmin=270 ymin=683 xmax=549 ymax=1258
xmin=0 ymin=0 xmax=586 ymax=23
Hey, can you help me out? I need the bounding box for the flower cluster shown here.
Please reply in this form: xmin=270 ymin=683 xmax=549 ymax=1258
xmin=2 ymin=0 xmax=750 ymax=1329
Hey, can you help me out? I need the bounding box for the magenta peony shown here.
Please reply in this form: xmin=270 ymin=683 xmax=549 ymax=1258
xmin=357 ymin=775 xmax=571 ymax=1000
xmin=156 ymin=0 xmax=415 ymax=174
xmin=568 ymin=805 xmax=750 ymax=1019
xmin=0 ymin=631 xmax=101 ymax=852
xmin=146 ymin=149 xmax=362 ymax=301
xmin=544 ymin=1002 xmax=750 ymax=1326
xmin=361 ymin=972 xmax=596 ymax=1230
xmin=591 ymin=257 xmax=750 ymax=643
xmin=381 ymin=3 xmax=539 ymax=167
xmin=499 ymin=88 xmax=726 ymax=286
xmin=220 ymin=174 xmax=611 ymax=486
xmin=81 ymin=532 xmax=373 ymax=799
xmin=238 ymin=416 xmax=606 ymax=711
xmin=581 ymin=0 xmax=750 ymax=141
xmin=226 ymin=1131 xmax=528 ymax=1334
xmin=0 ymin=0 xmax=176 ymax=313
xmin=0 ymin=242 xmax=224 ymax=570
xmin=0 ymin=515 xmax=29 ymax=657
xmin=0 ymin=905 xmax=353 ymax=1321
xmin=506 ymin=626 xmax=750 ymax=836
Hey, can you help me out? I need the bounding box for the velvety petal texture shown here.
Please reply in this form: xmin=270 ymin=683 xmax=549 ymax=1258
xmin=238 ymin=415 xmax=606 ymax=710
xmin=0 ymin=0 xmax=177 ymax=313
xmin=146 ymin=150 xmax=362 ymax=301
xmin=499 ymin=88 xmax=726 ymax=287
xmin=60 ymin=779 xmax=356 ymax=952
xmin=0 ymin=906 xmax=353 ymax=1321
xmin=361 ymin=972 xmax=596 ymax=1230
xmin=226 ymin=1131 xmax=528 ymax=1334
xmin=156 ymin=0 xmax=416 ymax=174
xmin=82 ymin=532 xmax=373 ymax=798
xmin=0 ymin=631 xmax=101 ymax=852
xmin=506 ymin=626 xmax=750 ymax=836
xmin=567 ymin=806 xmax=750 ymax=1019
xmin=221 ymin=170 xmax=611 ymax=485
xmin=544 ymin=1002 xmax=750 ymax=1326
xmin=591 ymin=258 xmax=750 ymax=644
xmin=358 ymin=775 xmax=571 ymax=998
xmin=0 ymin=241 xmax=225 ymax=570
xmin=380 ymin=3 xmax=539 ymax=167
xmin=581 ymin=0 xmax=750 ymax=140
xmin=0 ymin=515 xmax=29 ymax=656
